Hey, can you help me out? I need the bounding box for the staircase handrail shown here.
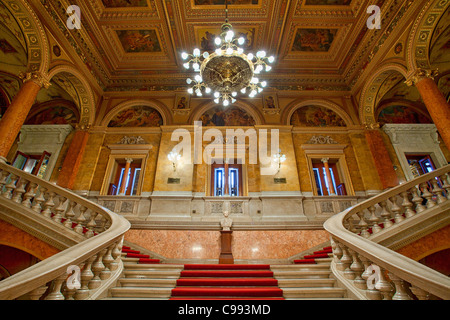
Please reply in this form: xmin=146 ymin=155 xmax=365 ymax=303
xmin=324 ymin=164 xmax=450 ymax=300
xmin=0 ymin=162 xmax=130 ymax=300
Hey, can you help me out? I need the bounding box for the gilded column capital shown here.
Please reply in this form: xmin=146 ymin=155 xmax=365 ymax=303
xmin=18 ymin=71 xmax=51 ymax=89
xmin=363 ymin=122 xmax=381 ymax=130
xmin=405 ymin=68 xmax=439 ymax=86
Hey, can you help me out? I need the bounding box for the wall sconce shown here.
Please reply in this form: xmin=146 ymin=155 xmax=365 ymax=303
xmin=168 ymin=150 xmax=181 ymax=172
xmin=272 ymin=149 xmax=286 ymax=174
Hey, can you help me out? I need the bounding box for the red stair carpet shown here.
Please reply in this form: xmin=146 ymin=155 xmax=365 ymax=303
xmin=170 ymin=264 xmax=285 ymax=300
xmin=122 ymin=246 xmax=160 ymax=264
xmin=294 ymin=246 xmax=332 ymax=264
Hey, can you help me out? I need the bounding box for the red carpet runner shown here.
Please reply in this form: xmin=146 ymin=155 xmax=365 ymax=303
xmin=170 ymin=264 xmax=285 ymax=300
xmin=122 ymin=246 xmax=161 ymax=264
xmin=293 ymin=246 xmax=332 ymax=264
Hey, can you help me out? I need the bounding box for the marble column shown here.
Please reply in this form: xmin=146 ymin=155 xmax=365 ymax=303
xmin=119 ymin=158 xmax=133 ymax=195
xmin=364 ymin=126 xmax=399 ymax=189
xmin=406 ymin=68 xmax=450 ymax=150
xmin=321 ymin=158 xmax=336 ymax=196
xmin=57 ymin=128 xmax=90 ymax=189
xmin=0 ymin=72 xmax=51 ymax=162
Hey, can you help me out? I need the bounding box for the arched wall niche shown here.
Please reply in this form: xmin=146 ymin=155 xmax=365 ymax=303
xmin=283 ymin=99 xmax=354 ymax=128
xmin=100 ymin=99 xmax=171 ymax=128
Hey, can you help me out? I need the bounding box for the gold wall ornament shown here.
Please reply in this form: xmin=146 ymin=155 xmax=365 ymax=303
xmin=405 ymin=68 xmax=439 ymax=86
xmin=18 ymin=71 xmax=51 ymax=89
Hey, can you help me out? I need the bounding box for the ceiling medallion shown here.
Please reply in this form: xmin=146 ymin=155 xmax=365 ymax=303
xmin=181 ymin=1 xmax=274 ymax=107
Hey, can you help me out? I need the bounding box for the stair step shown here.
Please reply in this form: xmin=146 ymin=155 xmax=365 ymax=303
xmin=282 ymin=287 xmax=346 ymax=298
xmin=180 ymin=270 xmax=274 ymax=278
xmin=171 ymin=287 xmax=284 ymax=297
xmin=277 ymin=278 xmax=336 ymax=288
xmin=118 ymin=278 xmax=177 ymax=288
xmin=176 ymin=278 xmax=278 ymax=287
xmin=273 ymin=270 xmax=331 ymax=279
xmin=123 ymin=270 xmax=182 ymax=278
xmin=271 ymin=264 xmax=329 ymax=271
xmin=123 ymin=263 xmax=183 ymax=270
xmin=110 ymin=287 xmax=173 ymax=298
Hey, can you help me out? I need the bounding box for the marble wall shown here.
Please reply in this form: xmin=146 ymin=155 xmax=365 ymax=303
xmin=124 ymin=229 xmax=330 ymax=260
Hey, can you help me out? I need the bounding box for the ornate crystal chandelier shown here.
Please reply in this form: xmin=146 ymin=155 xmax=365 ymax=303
xmin=181 ymin=1 xmax=275 ymax=107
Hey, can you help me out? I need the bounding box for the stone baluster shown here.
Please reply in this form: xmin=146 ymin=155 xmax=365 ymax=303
xmin=109 ymin=240 xmax=123 ymax=272
xmin=0 ymin=169 xmax=9 ymax=189
xmin=28 ymin=285 xmax=48 ymax=300
xmin=410 ymin=285 xmax=431 ymax=300
xmin=85 ymin=211 xmax=98 ymax=238
xmin=410 ymin=186 xmax=426 ymax=213
xmin=367 ymin=205 xmax=382 ymax=234
xmin=63 ymin=200 xmax=76 ymax=229
xmin=88 ymin=249 xmax=107 ymax=290
xmin=95 ymin=214 xmax=107 ymax=233
xmin=44 ymin=273 xmax=68 ymax=300
xmin=357 ymin=211 xmax=370 ymax=238
xmin=11 ymin=178 xmax=28 ymax=203
xmin=431 ymin=179 xmax=446 ymax=204
xmin=376 ymin=267 xmax=394 ymax=300
xmin=2 ymin=174 xmax=17 ymax=199
xmin=379 ymin=201 xmax=393 ymax=229
xmin=389 ymin=196 xmax=404 ymax=224
xmin=53 ymin=195 xmax=67 ymax=224
xmin=74 ymin=206 xmax=88 ymax=234
xmin=349 ymin=249 xmax=366 ymax=289
xmin=401 ymin=191 xmax=416 ymax=218
xmin=421 ymin=182 xmax=436 ymax=209
xmin=440 ymin=173 xmax=450 ymax=200
xmin=100 ymin=245 xmax=114 ymax=280
xmin=389 ymin=272 xmax=413 ymax=300
xmin=41 ymin=191 xmax=56 ymax=219
xmin=338 ymin=245 xmax=353 ymax=277
xmin=331 ymin=239 xmax=343 ymax=264
xmin=22 ymin=182 xmax=38 ymax=208
xmin=74 ymin=255 xmax=96 ymax=300
xmin=31 ymin=187 xmax=46 ymax=213
xmin=360 ymin=256 xmax=382 ymax=300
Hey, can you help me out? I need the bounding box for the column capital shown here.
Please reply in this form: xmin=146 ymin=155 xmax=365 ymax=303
xmin=363 ymin=122 xmax=381 ymax=130
xmin=405 ymin=68 xmax=439 ymax=86
xmin=18 ymin=71 xmax=51 ymax=89
xmin=125 ymin=158 xmax=133 ymax=163
xmin=321 ymin=157 xmax=329 ymax=163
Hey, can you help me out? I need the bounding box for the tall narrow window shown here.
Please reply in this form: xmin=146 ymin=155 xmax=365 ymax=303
xmin=108 ymin=159 xmax=142 ymax=196
xmin=211 ymin=162 xmax=242 ymax=197
xmin=312 ymin=159 xmax=346 ymax=196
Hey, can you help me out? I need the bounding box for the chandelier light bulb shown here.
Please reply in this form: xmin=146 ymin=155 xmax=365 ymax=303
xmin=223 ymin=99 xmax=230 ymax=107
xmin=193 ymin=63 xmax=200 ymax=71
xmin=255 ymin=65 xmax=263 ymax=74
xmin=215 ymin=37 xmax=222 ymax=46
xmin=181 ymin=52 xmax=189 ymax=60
xmin=183 ymin=63 xmax=190 ymax=69
xmin=231 ymin=98 xmax=236 ymax=103
xmin=237 ymin=48 xmax=244 ymax=54
xmin=266 ymin=65 xmax=272 ymax=72
xmin=205 ymin=87 xmax=212 ymax=94
xmin=188 ymin=88 xmax=193 ymax=94
xmin=195 ymin=75 xmax=202 ymax=82
xmin=215 ymin=48 xmax=222 ymax=56
xmin=203 ymin=52 xmax=210 ymax=59
xmin=193 ymin=48 xmax=200 ymax=57
xmin=226 ymin=48 xmax=233 ymax=55
xmin=238 ymin=37 xmax=245 ymax=45
xmin=186 ymin=78 xmax=192 ymax=84
xmin=261 ymin=81 xmax=267 ymax=87
xmin=214 ymin=98 xmax=220 ymax=104
xmin=214 ymin=92 xmax=220 ymax=98
xmin=268 ymin=56 xmax=275 ymax=63
xmin=251 ymin=77 xmax=259 ymax=84
xmin=231 ymin=92 xmax=237 ymax=97
xmin=241 ymin=88 xmax=246 ymax=94
xmin=247 ymin=53 xmax=254 ymax=60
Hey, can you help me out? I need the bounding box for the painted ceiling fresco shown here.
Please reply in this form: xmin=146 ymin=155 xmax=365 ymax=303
xmin=291 ymin=28 xmax=337 ymax=52
xmin=377 ymin=105 xmax=432 ymax=125
xmin=200 ymin=106 xmax=255 ymax=126
xmin=290 ymin=106 xmax=346 ymax=127
xmin=25 ymin=106 xmax=79 ymax=126
xmin=108 ymin=106 xmax=163 ymax=127
xmin=102 ymin=0 xmax=148 ymax=8
xmin=116 ymin=30 xmax=162 ymax=53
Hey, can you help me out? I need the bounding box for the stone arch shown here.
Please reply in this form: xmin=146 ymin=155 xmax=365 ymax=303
xmin=101 ymin=99 xmax=170 ymax=127
xmin=406 ymin=0 xmax=449 ymax=73
xmin=283 ymin=99 xmax=353 ymax=127
xmin=0 ymin=0 xmax=50 ymax=75
xmin=189 ymin=100 xmax=264 ymax=126
xmin=358 ymin=63 xmax=409 ymax=126
xmin=48 ymin=65 xmax=96 ymax=128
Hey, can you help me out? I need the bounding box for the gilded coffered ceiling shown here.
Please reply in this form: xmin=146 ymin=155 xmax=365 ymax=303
xmin=21 ymin=0 xmax=436 ymax=93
